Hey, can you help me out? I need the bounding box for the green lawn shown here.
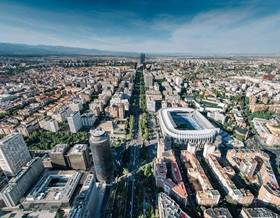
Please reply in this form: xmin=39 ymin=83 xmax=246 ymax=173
xmin=248 ymin=111 xmax=274 ymax=121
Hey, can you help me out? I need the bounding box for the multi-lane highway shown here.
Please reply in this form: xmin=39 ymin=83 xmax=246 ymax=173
xmin=125 ymin=68 xmax=142 ymax=218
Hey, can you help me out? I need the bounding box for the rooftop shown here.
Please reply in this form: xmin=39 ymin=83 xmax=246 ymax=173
xmin=241 ymin=208 xmax=279 ymax=218
xmin=0 ymin=132 xmax=21 ymax=144
xmin=25 ymin=170 xmax=82 ymax=204
xmin=158 ymin=192 xmax=190 ymax=218
xmin=204 ymin=208 xmax=233 ymax=218
xmin=2 ymin=210 xmax=57 ymax=218
xmin=68 ymin=144 xmax=87 ymax=154
xmin=50 ymin=144 xmax=69 ymax=153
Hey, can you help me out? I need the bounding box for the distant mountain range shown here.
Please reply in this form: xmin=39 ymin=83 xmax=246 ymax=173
xmin=0 ymin=42 xmax=279 ymax=57
xmin=0 ymin=42 xmax=138 ymax=56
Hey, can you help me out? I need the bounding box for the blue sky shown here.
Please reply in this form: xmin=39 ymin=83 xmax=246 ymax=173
xmin=0 ymin=0 xmax=280 ymax=54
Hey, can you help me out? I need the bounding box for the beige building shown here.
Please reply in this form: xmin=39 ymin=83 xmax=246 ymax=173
xmin=181 ymin=151 xmax=220 ymax=206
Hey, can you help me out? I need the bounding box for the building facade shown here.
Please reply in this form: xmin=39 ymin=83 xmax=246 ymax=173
xmin=1 ymin=158 xmax=44 ymax=207
xmin=89 ymin=129 xmax=114 ymax=183
xmin=66 ymin=144 xmax=91 ymax=170
xmin=49 ymin=144 xmax=70 ymax=169
xmin=67 ymin=111 xmax=82 ymax=133
xmin=0 ymin=133 xmax=32 ymax=176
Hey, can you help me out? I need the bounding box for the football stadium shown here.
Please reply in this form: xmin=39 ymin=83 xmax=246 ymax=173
xmin=158 ymin=107 xmax=220 ymax=145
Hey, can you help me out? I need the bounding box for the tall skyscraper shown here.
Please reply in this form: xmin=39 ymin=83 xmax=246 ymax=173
xmin=140 ymin=53 xmax=145 ymax=65
xmin=67 ymin=111 xmax=82 ymax=133
xmin=89 ymin=129 xmax=114 ymax=183
xmin=0 ymin=133 xmax=32 ymax=176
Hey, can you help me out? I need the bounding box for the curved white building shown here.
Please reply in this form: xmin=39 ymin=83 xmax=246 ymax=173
xmin=158 ymin=107 xmax=220 ymax=145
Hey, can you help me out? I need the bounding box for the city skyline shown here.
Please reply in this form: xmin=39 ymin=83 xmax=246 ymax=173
xmin=0 ymin=0 xmax=280 ymax=54
xmin=1 ymin=51 xmax=280 ymax=218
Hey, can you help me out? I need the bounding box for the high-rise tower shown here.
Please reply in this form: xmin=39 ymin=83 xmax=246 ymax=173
xmin=0 ymin=133 xmax=31 ymax=176
xmin=140 ymin=53 xmax=145 ymax=65
xmin=89 ymin=129 xmax=114 ymax=183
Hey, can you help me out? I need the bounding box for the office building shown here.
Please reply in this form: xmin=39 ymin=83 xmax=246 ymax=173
xmin=0 ymin=169 xmax=8 ymax=191
xmin=81 ymin=112 xmax=97 ymax=128
xmin=0 ymin=133 xmax=31 ymax=176
xmin=49 ymin=144 xmax=70 ymax=169
xmin=140 ymin=53 xmax=145 ymax=65
xmin=1 ymin=158 xmax=44 ymax=207
xmin=68 ymin=174 xmax=105 ymax=218
xmin=89 ymin=129 xmax=114 ymax=183
xmin=41 ymin=154 xmax=53 ymax=169
xmin=66 ymin=144 xmax=91 ymax=170
xmin=67 ymin=111 xmax=82 ymax=133
xmin=23 ymin=170 xmax=82 ymax=209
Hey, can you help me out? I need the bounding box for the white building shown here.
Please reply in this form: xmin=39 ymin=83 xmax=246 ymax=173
xmin=69 ymin=101 xmax=84 ymax=112
xmin=1 ymin=158 xmax=44 ymax=207
xmin=147 ymin=98 xmax=156 ymax=112
xmin=39 ymin=118 xmax=59 ymax=132
xmin=175 ymin=77 xmax=182 ymax=86
xmin=67 ymin=112 xmax=82 ymax=133
xmin=0 ymin=133 xmax=32 ymax=176
xmin=51 ymin=106 xmax=72 ymax=123
xmin=144 ymin=73 xmax=154 ymax=88
xmin=207 ymin=111 xmax=226 ymax=125
xmin=203 ymin=143 xmax=216 ymax=158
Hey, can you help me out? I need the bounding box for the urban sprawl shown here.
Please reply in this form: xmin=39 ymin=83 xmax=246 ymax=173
xmin=0 ymin=55 xmax=280 ymax=218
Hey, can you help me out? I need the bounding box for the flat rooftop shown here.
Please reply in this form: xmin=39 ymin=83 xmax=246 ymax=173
xmin=2 ymin=210 xmax=57 ymax=218
xmin=242 ymin=208 xmax=279 ymax=218
xmin=25 ymin=170 xmax=82 ymax=204
xmin=204 ymin=208 xmax=232 ymax=218
xmin=68 ymin=144 xmax=87 ymax=154
xmin=50 ymin=144 xmax=69 ymax=153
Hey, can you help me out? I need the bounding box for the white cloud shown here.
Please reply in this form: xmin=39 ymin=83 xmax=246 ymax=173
xmin=164 ymin=9 xmax=280 ymax=54
xmin=0 ymin=3 xmax=279 ymax=54
xmin=86 ymin=8 xmax=280 ymax=54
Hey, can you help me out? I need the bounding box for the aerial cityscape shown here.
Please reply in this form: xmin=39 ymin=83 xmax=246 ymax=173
xmin=0 ymin=0 xmax=280 ymax=218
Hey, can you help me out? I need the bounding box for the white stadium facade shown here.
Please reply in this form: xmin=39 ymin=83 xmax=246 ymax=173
xmin=158 ymin=107 xmax=220 ymax=146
